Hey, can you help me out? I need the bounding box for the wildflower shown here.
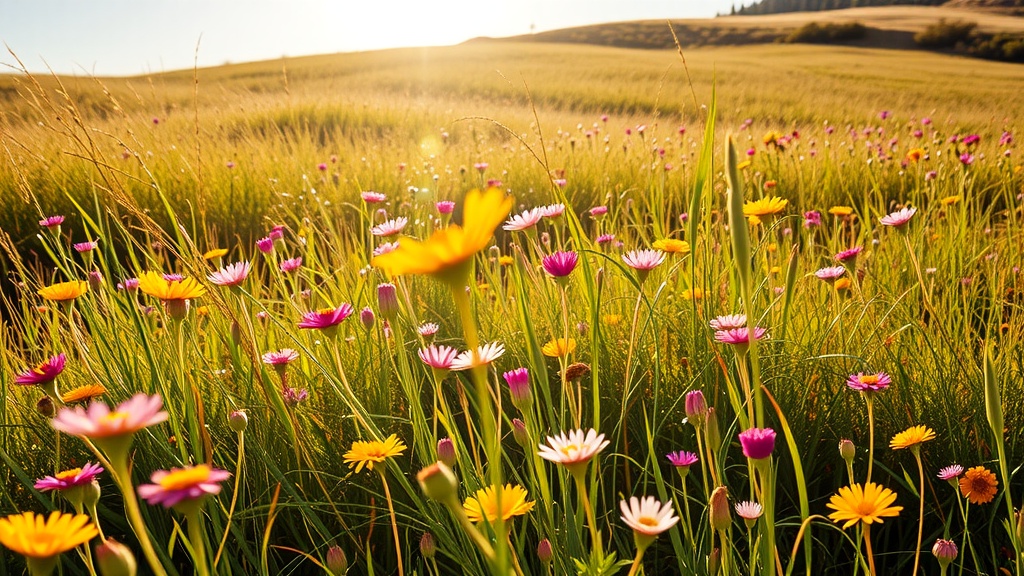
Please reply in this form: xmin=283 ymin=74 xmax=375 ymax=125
xmin=541 ymin=251 xmax=578 ymax=279
xmin=503 ymin=368 xmax=532 ymax=410
xmin=742 ymin=197 xmax=788 ymax=218
xmin=203 ymin=248 xmax=228 ymax=261
xmin=297 ymin=304 xmax=354 ymax=335
xmin=959 ymin=466 xmax=998 ymax=504
xmin=829 ymin=206 xmax=854 ymax=217
xmin=498 ymin=255 xmax=514 ymax=266
xmin=685 ymin=390 xmax=708 ymax=427
xmin=73 ymin=241 xmax=98 ymax=253
xmin=262 ymin=349 xmax=299 ymax=370
xmin=464 ymin=484 xmax=535 ymax=524
xmin=0 ymin=511 xmax=98 ymax=573
xmin=208 ymin=262 xmax=251 ymax=287
xmin=932 ymin=539 xmax=958 ymax=569
xmin=537 ymin=429 xmax=609 ymax=476
xmin=589 ymin=206 xmax=608 ymax=218
xmin=34 ymin=462 xmax=104 ymax=494
xmin=834 ymin=246 xmax=863 ymax=264
xmin=542 ymin=338 xmax=576 ymax=358
xmin=38 ymin=281 xmax=88 ymax=302
xmin=436 ymin=200 xmax=455 ymax=214
xmin=137 ymin=271 xmax=206 ymax=319
xmin=906 ymin=148 xmax=925 ymax=162
xmin=937 ymin=464 xmax=964 ymax=482
xmin=620 ymin=496 xmax=679 ymax=539
xmin=256 ymin=237 xmax=274 ymax=253
xmin=371 ymin=217 xmax=408 ymax=237
xmin=652 ymin=238 xmax=690 ymax=254
xmin=839 ymin=439 xmax=856 ymax=463
xmin=371 ymin=187 xmax=513 ymax=286
xmin=738 ymin=427 xmax=776 ymax=460
xmin=228 ymin=410 xmax=248 ymax=433
xmin=373 ymin=241 xmax=400 ymax=256
xmin=94 ymin=539 xmax=137 ymax=576
xmin=846 ymin=372 xmax=891 ymax=393
xmin=361 ymin=191 xmax=386 ymax=203
xmin=117 ymin=277 xmax=139 ymax=291
xmin=815 ymin=266 xmax=846 ymax=283
xmin=940 ymin=195 xmax=960 ymax=206
xmin=15 ymin=353 xmax=67 ymax=387
xmin=40 ymin=215 xmax=65 ymax=230
xmin=537 ymin=539 xmax=554 ymax=564
xmin=622 ymin=249 xmax=666 ymax=283
xmin=682 ymin=288 xmax=703 ymax=301
xmin=879 ymin=207 xmax=916 ymax=228
xmin=137 ymin=464 xmax=231 ymax=511
xmin=344 ymin=434 xmax=407 ymax=473
xmin=437 ymin=438 xmax=457 ymax=468
xmin=451 ymin=342 xmax=505 ymax=371
xmin=596 ymin=233 xmax=615 ymax=245
xmin=708 ymin=315 xmax=745 ymax=331
xmin=735 ymin=501 xmax=763 ymax=528
xmin=803 ymin=210 xmax=822 ymax=228
xmin=714 ymin=327 xmax=768 ymax=346
xmin=512 ymin=418 xmax=529 ymax=447
xmin=709 ymin=486 xmax=731 ymax=531
xmin=417 ymin=462 xmax=459 ymax=503
xmin=61 ymin=384 xmax=107 ymax=404
xmin=826 ymin=482 xmax=902 ymax=529
xmin=666 ymin=451 xmax=698 ymax=478
xmin=377 ymin=283 xmax=399 ymax=320
xmin=503 ymin=207 xmax=544 ymax=231
xmin=418 ymin=322 xmax=440 ymax=337
xmin=418 ymin=344 xmax=459 ymax=376
xmin=540 ymin=203 xmax=565 ymax=218
xmin=283 ymin=387 xmax=308 ymax=406
xmin=561 ymin=362 xmax=590 ymax=381
xmin=890 ymin=425 xmax=936 ymax=450
xmin=51 ymin=394 xmax=169 ymax=464
xmin=280 ymin=257 xmax=302 ymax=273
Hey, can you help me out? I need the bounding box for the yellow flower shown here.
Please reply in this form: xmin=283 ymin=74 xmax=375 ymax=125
xmin=940 ymin=195 xmax=960 ymax=206
xmin=826 ymin=482 xmax=902 ymax=529
xmin=747 ymin=215 xmax=762 ymax=227
xmin=196 ymin=306 xmax=210 ymax=317
xmin=829 ymin=206 xmax=854 ymax=217
xmin=653 ymin=239 xmax=690 ymax=254
xmin=371 ymin=188 xmax=513 ymax=285
xmin=0 ymin=511 xmax=98 ymax=560
xmin=770 ymin=266 xmax=781 ymax=275
xmin=137 ymin=272 xmax=207 ymax=301
xmin=203 ymin=248 xmax=228 ymax=260
xmin=38 ymin=281 xmax=88 ymax=302
xmin=890 ymin=425 xmax=936 ymax=450
xmin=344 ymin=434 xmax=407 ymax=473
xmin=61 ymin=384 xmax=107 ymax=404
xmin=542 ymin=338 xmax=576 ymax=358
xmin=763 ymin=131 xmax=784 ymax=147
xmin=498 ymin=255 xmax=515 ymax=266
xmin=959 ymin=466 xmax=998 ymax=505
xmin=906 ymin=148 xmax=925 ymax=162
xmin=834 ymin=278 xmax=852 ymax=291
xmin=682 ymin=288 xmax=703 ymax=301
xmin=463 ymin=484 xmax=535 ymax=524
xmin=603 ymin=314 xmax=623 ymax=326
xmin=737 ymin=159 xmax=752 ymax=170
xmin=743 ymin=197 xmax=788 ymax=218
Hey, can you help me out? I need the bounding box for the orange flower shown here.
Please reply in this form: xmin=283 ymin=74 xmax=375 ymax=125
xmin=959 ymin=466 xmax=998 ymax=504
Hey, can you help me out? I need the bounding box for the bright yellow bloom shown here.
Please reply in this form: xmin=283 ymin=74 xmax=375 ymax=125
xmin=498 ymin=255 xmax=515 ymax=266
xmin=61 ymin=384 xmax=107 ymax=404
xmin=344 ymin=434 xmax=407 ymax=473
xmin=889 ymin=425 xmax=936 ymax=450
xmin=763 ymin=131 xmax=784 ymax=147
xmin=747 ymin=215 xmax=762 ymax=227
xmin=203 ymin=248 xmax=228 ymax=260
xmin=371 ymin=188 xmax=513 ymax=285
xmin=0 ymin=511 xmax=98 ymax=559
xmin=940 ymin=195 xmax=960 ymax=206
xmin=653 ymin=239 xmax=690 ymax=254
xmin=834 ymin=278 xmax=852 ymax=291
xmin=542 ymin=338 xmax=576 ymax=358
xmin=906 ymin=148 xmax=925 ymax=162
xmin=681 ymin=288 xmax=703 ymax=301
xmin=137 ymin=272 xmax=207 ymax=301
xmin=959 ymin=466 xmax=998 ymax=504
xmin=829 ymin=206 xmax=854 ymax=217
xmin=743 ymin=197 xmax=788 ymax=218
xmin=603 ymin=314 xmax=623 ymax=326
xmin=463 ymin=484 xmax=535 ymax=524
xmin=38 ymin=281 xmax=88 ymax=302
xmin=736 ymin=159 xmax=752 ymax=170
xmin=826 ymin=482 xmax=903 ymax=529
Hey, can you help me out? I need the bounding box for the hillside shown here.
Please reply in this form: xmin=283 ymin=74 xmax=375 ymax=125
xmin=736 ymin=0 xmax=1021 ymax=15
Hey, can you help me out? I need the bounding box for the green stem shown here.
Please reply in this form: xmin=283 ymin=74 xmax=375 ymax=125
xmin=111 ymin=459 xmax=168 ymax=576
xmin=912 ymin=450 xmax=925 ymax=576
xmin=214 ymin=430 xmax=244 ymax=570
xmin=187 ymin=511 xmax=211 ymax=576
xmin=626 ymin=544 xmax=648 ymax=576
xmin=379 ymin=470 xmax=405 ymax=576
xmin=865 ymin=397 xmax=875 ymax=484
xmin=573 ymin=471 xmax=601 ymax=553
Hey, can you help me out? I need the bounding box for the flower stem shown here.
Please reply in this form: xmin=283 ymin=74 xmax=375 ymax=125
xmin=187 ymin=511 xmax=211 ymax=576
xmin=111 ymin=459 xmax=168 ymax=576
xmin=573 ymin=471 xmax=601 ymax=553
xmin=214 ymin=430 xmax=245 ymax=569
xmin=912 ymin=450 xmax=925 ymax=576
xmin=626 ymin=544 xmax=648 ymax=576
xmin=863 ymin=524 xmax=877 ymax=576
xmin=865 ymin=397 xmax=875 ymax=484
xmin=379 ymin=470 xmax=405 ymax=576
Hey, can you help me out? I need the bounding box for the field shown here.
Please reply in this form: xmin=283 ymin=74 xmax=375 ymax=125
xmin=1 ymin=33 xmax=1023 ymax=576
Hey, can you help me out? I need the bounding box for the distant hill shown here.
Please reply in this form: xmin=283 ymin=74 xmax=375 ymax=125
xmin=736 ymin=0 xmax=1021 ymax=16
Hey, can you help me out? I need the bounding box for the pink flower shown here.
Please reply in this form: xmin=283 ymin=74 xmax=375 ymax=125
xmin=436 ymin=201 xmax=455 ymax=215
xmin=709 ymin=315 xmax=746 ymax=331
xmin=714 ymin=327 xmax=768 ymax=345
xmin=74 ymin=241 xmax=98 ymax=253
xmin=937 ymin=464 xmax=964 ymax=481
xmin=298 ymin=305 xmax=354 ymax=331
xmin=256 ymin=236 xmax=275 ymax=253
xmin=371 ymin=217 xmax=408 ymax=237
xmin=418 ymin=344 xmax=459 ymax=370
xmin=15 ymin=353 xmax=67 ymax=386
xmin=317 ymin=162 xmax=328 ymax=171
xmin=666 ymin=451 xmax=698 ymax=468
xmin=959 ymin=153 xmax=974 ymax=165
xmin=735 ymin=501 xmax=764 ymax=522
xmin=846 ymin=372 xmax=891 ymax=393
xmin=280 ymin=258 xmax=303 ymax=273
xmin=283 ymin=387 xmax=309 ymax=405
xmin=503 ymin=208 xmax=544 ymax=231
xmin=803 ymin=211 xmax=821 ymax=228
xmin=117 ymin=278 xmax=139 ymax=291
xmin=503 ymin=367 xmax=531 ymax=409
xmin=474 ymin=162 xmax=489 ymax=173
xmin=35 ymin=462 xmax=104 ymax=492
xmin=814 ymin=266 xmax=847 ymax=283
xmin=834 ymin=246 xmax=863 ymax=262
xmin=622 ymin=249 xmax=665 ymax=271
xmin=684 ymin=390 xmax=707 ymax=425
xmin=739 ymin=427 xmax=776 ymax=460
xmin=262 ymin=349 xmax=299 ymax=366
xmin=52 ymin=393 xmax=169 ymax=439
xmin=208 ymin=262 xmax=251 ymax=287
xmin=269 ymin=225 xmax=286 ymax=241
xmin=40 ymin=215 xmax=65 ymax=229
xmin=589 ymin=206 xmax=608 ymax=218
xmin=418 ymin=322 xmax=439 ymax=337
xmin=373 ymin=241 xmax=400 ymax=256
xmin=596 ymin=234 xmax=615 ymax=245
xmin=879 ymin=207 xmax=916 ymax=227
xmin=542 ymin=251 xmax=579 ymax=278
xmin=361 ymin=191 xmax=386 ymax=203
xmin=137 ymin=464 xmax=231 ymax=509
xmin=540 ymin=204 xmax=565 ymax=218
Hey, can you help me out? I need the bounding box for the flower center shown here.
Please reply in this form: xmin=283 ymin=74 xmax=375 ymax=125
xmin=638 ymin=516 xmax=659 ymax=527
xmin=560 ymin=443 xmax=580 ymax=456
xmin=159 ymin=465 xmax=212 ymax=490
xmin=55 ymin=468 xmax=82 ymax=480
xmin=317 ymin=308 xmax=335 ymax=315
xmin=100 ymin=411 xmax=130 ymax=425
xmin=855 ymin=501 xmax=877 ymax=517
xmin=859 ymin=375 xmax=880 ymax=385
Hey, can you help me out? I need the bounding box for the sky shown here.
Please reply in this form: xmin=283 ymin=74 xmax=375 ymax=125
xmin=0 ymin=0 xmax=740 ymax=76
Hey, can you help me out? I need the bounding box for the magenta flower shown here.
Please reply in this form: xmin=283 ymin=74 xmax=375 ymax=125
xmin=622 ymin=249 xmax=666 ymax=271
xmin=73 ymin=241 xmax=98 ymax=253
xmin=208 ymin=262 xmax=251 ymax=287
xmin=280 ymin=258 xmax=302 ymax=273
xmin=846 ymin=372 xmax=891 ymax=393
xmin=162 ymin=273 xmax=184 ymax=282
xmin=709 ymin=315 xmax=746 ymax=331
xmin=937 ymin=464 xmax=964 ymax=481
xmin=487 ymin=179 xmax=501 ymax=188
xmin=684 ymin=390 xmax=708 ymax=426
xmin=40 ymin=215 xmax=65 ymax=229
xmin=298 ymin=304 xmax=354 ymax=332
xmin=714 ymin=327 xmax=768 ymax=346
xmin=999 ymin=131 xmax=1013 ymax=146
xmin=361 ymin=191 xmax=386 ymax=203
xmin=138 ymin=464 xmax=231 ymax=510
xmin=262 ymin=348 xmax=299 ymax=366
xmin=542 ymin=251 xmax=579 ymax=279
xmin=959 ymin=153 xmax=974 ymax=165
xmin=371 ymin=217 xmax=408 ymax=237
xmin=283 ymin=387 xmax=309 ymax=406
xmin=814 ymin=266 xmax=847 ymax=283
xmin=52 ymin=393 xmax=169 ymax=440
xmin=589 ymin=206 xmax=608 ymax=218
xmin=879 ymin=207 xmax=916 ymax=227
xmin=738 ymin=427 xmax=776 ymax=460
xmin=503 ymin=208 xmax=544 ymax=231
xmin=834 ymin=246 xmax=863 ymax=263
xmin=803 ymin=211 xmax=822 ymax=228
xmin=255 ymin=236 xmax=274 ymax=253
xmin=503 ymin=367 xmax=531 ymax=409
xmin=15 ymin=353 xmax=67 ymax=386
xmin=35 ymin=462 xmax=104 ymax=492
xmin=666 ymin=451 xmax=698 ymax=468
xmin=436 ymin=201 xmax=455 ymax=215
xmin=596 ymin=233 xmax=615 ymax=245
xmin=418 ymin=344 xmax=459 ymax=371
xmin=269 ymin=225 xmax=286 ymax=241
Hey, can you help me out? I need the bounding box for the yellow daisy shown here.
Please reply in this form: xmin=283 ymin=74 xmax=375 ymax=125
xmin=829 ymin=206 xmax=854 ymax=217
xmin=203 ymin=248 xmax=228 ymax=260
xmin=137 ymin=272 xmax=207 ymax=302
xmin=826 ymin=482 xmax=902 ymax=529
xmin=542 ymin=338 xmax=576 ymax=358
xmin=743 ymin=197 xmax=788 ymax=218
xmin=61 ymin=384 xmax=107 ymax=404
xmin=498 ymin=255 xmax=515 ymax=266
xmin=37 ymin=281 xmax=88 ymax=302
xmin=959 ymin=466 xmax=998 ymax=505
xmin=652 ymin=239 xmax=690 ymax=254
xmin=940 ymin=195 xmax=960 ymax=206
xmin=344 ymin=434 xmax=407 ymax=473
xmin=889 ymin=425 xmax=936 ymax=450
xmin=0 ymin=511 xmax=98 ymax=561
xmin=682 ymin=288 xmax=703 ymax=301
xmin=906 ymin=148 xmax=925 ymax=162
xmin=463 ymin=484 xmax=535 ymax=524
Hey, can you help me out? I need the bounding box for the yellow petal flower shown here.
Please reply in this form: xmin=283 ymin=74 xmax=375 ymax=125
xmin=38 ymin=281 xmax=88 ymax=302
xmin=826 ymin=482 xmax=902 ymax=530
xmin=0 ymin=511 xmax=98 ymax=559
xmin=463 ymin=484 xmax=535 ymax=524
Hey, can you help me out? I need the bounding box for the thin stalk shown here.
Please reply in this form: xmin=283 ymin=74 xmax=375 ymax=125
xmin=111 ymin=459 xmax=168 ymax=576
xmin=912 ymin=450 xmax=925 ymax=576
xmin=865 ymin=396 xmax=876 ymax=484
xmin=187 ymin=511 xmax=211 ymax=576
xmin=626 ymin=544 xmax=649 ymax=576
xmin=863 ymin=524 xmax=877 ymax=576
xmin=573 ymin=471 xmax=601 ymax=552
xmin=379 ymin=470 xmax=405 ymax=576
xmin=214 ymin=430 xmax=245 ymax=570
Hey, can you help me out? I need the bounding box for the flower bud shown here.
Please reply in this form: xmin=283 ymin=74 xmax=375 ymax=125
xmin=932 ymin=539 xmax=957 ymax=569
xmin=419 ymin=532 xmax=437 ymax=559
xmin=537 ymin=538 xmax=554 ymax=564
xmin=708 ymin=548 xmax=721 ymax=576
xmin=839 ymin=439 xmax=856 ymax=464
xmin=377 ymin=283 xmax=399 ymax=321
xmin=36 ymin=396 xmax=55 ymax=418
xmin=685 ymin=390 xmax=707 ymax=428
xmin=95 ymin=538 xmax=137 ymax=576
xmin=512 ymin=418 xmax=529 ymax=448
xmin=83 ymin=479 xmax=102 ymax=508
xmin=705 ymin=407 xmax=721 ymax=451
xmin=437 ymin=438 xmax=457 ymax=468
xmin=229 ymin=410 xmax=248 ymax=433
xmin=326 ymin=545 xmax=347 ymax=575
xmin=709 ymin=486 xmax=731 ymax=532
xmin=230 ymin=320 xmax=242 ymax=348
xmin=562 ymin=362 xmax=590 ymax=382
xmin=359 ymin=307 xmax=375 ymax=330
xmin=503 ymin=367 xmax=532 ymax=411
xmin=417 ymin=462 xmax=458 ymax=503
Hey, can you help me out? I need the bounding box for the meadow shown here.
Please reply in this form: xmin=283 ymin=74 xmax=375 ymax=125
xmin=0 ymin=37 xmax=1023 ymax=575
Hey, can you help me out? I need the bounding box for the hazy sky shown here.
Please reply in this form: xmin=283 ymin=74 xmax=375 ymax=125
xmin=0 ymin=0 xmax=740 ymax=76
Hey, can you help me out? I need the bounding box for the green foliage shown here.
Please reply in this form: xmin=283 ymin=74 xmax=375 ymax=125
xmin=783 ymin=21 xmax=868 ymax=43
xmin=913 ymin=19 xmax=978 ymax=48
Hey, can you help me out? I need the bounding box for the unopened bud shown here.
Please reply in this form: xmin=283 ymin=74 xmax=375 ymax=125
xmin=95 ymin=538 xmax=137 ymax=576
xmin=537 ymin=538 xmax=554 ymax=564
xmin=83 ymin=479 xmax=102 ymax=508
xmin=932 ymin=539 xmax=958 ymax=569
xmin=360 ymin=307 xmax=375 ymax=330
xmin=503 ymin=368 xmax=532 ymax=411
xmin=36 ymin=396 xmax=55 ymax=418
xmin=708 ymin=548 xmax=721 ymax=576
xmin=326 ymin=545 xmax=347 ymax=575
xmin=229 ymin=410 xmax=248 ymax=433
xmin=512 ymin=418 xmax=529 ymax=447
xmin=419 ymin=533 xmax=436 ymax=559
xmin=230 ymin=320 xmax=242 ymax=347
xmin=417 ymin=462 xmax=458 ymax=503
xmin=709 ymin=486 xmax=731 ymax=532
xmin=437 ymin=438 xmax=457 ymax=468
xmin=705 ymin=407 xmax=721 ymax=450
xmin=377 ymin=283 xmax=399 ymax=321
xmin=839 ymin=439 xmax=855 ymax=464
xmin=685 ymin=390 xmax=707 ymax=428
